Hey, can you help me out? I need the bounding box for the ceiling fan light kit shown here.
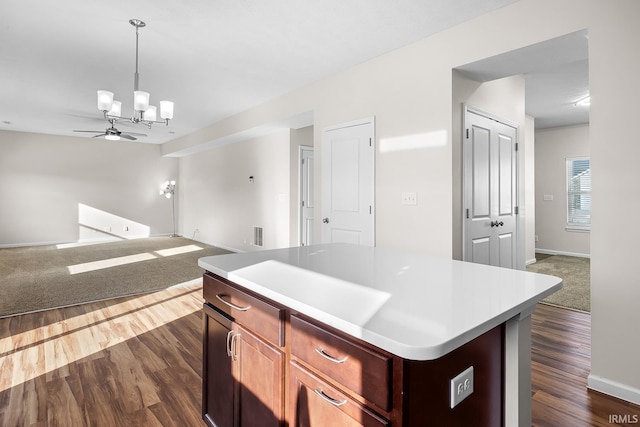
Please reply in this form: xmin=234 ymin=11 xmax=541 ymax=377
xmin=84 ymin=19 xmax=174 ymax=141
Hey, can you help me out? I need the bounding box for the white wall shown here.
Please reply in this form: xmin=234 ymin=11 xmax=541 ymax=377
xmin=0 ymin=130 xmax=178 ymax=246
xmin=588 ymin=0 xmax=640 ymax=404
xmin=524 ymin=115 xmax=536 ymax=265
xmin=164 ymin=0 xmax=640 ymax=403
xmin=534 ymin=124 xmax=590 ymax=257
xmin=178 ymin=129 xmax=292 ymax=252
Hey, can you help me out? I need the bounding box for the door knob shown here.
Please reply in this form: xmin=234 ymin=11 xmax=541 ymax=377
xmin=322 ymin=218 xmax=330 ymax=224
xmin=498 ymin=221 xmax=504 ymax=227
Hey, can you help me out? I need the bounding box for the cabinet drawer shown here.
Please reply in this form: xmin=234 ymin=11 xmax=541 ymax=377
xmin=203 ymin=273 xmax=285 ymax=346
xmin=290 ymin=315 xmax=391 ymax=411
xmin=290 ymin=362 xmax=389 ymax=427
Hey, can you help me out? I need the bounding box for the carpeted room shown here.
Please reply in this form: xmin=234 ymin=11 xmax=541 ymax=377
xmin=0 ymin=237 xmax=230 ymax=318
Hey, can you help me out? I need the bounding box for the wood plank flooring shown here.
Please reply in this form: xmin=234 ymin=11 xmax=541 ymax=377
xmin=1 ymin=286 xmax=638 ymax=426
xmin=0 ymin=284 xmax=205 ymax=426
xmin=531 ymin=304 xmax=640 ymax=426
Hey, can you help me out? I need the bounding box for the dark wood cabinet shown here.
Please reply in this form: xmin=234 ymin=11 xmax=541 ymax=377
xmin=203 ymin=271 xmax=504 ymax=427
xmin=289 ymin=362 xmax=389 ymax=427
xmin=202 ymin=304 xmax=234 ymax=427
xmin=234 ymin=324 xmax=284 ymax=426
xmin=202 ymin=275 xmax=285 ymax=427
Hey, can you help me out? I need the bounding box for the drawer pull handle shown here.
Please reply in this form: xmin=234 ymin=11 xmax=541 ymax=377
xmin=226 ymin=330 xmax=234 ymax=357
xmin=216 ymin=294 xmax=251 ymax=311
xmin=314 ymin=388 xmax=347 ymax=407
xmin=315 ymin=347 xmax=348 ymax=364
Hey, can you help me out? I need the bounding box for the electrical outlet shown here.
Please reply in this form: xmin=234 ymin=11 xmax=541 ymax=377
xmin=402 ymin=192 xmax=417 ymax=205
xmin=450 ymin=366 xmax=474 ymax=408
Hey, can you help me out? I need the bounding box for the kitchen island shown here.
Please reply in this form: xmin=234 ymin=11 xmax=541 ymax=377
xmin=199 ymin=243 xmax=562 ymax=427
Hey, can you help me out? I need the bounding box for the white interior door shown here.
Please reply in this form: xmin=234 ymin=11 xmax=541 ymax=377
xmin=321 ymin=117 xmax=375 ymax=246
xmin=300 ymin=146 xmax=314 ymax=246
xmin=464 ymin=108 xmax=518 ymax=268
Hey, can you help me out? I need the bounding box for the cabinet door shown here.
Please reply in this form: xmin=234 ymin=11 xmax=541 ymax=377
xmin=203 ymin=304 xmax=235 ymax=427
xmin=235 ymin=324 xmax=285 ymax=427
xmin=289 ymin=362 xmax=389 ymax=427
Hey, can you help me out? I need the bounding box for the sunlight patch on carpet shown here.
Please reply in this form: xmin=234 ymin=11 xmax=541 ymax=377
xmin=68 ymin=253 xmax=158 ymax=274
xmin=154 ymin=244 xmax=203 ymax=257
xmin=67 ymin=244 xmax=206 ymax=275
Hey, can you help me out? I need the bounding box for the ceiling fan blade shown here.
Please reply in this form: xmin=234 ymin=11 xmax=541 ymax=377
xmin=119 ymin=134 xmax=137 ymax=141
xmin=73 ymin=130 xmax=104 ymax=133
xmin=122 ymin=132 xmax=147 ymax=136
xmin=91 ymin=134 xmax=107 ymax=138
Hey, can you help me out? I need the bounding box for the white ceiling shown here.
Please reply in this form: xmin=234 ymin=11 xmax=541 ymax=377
xmin=456 ymin=29 xmax=589 ymax=129
xmin=1 ymin=0 xmax=587 ymax=145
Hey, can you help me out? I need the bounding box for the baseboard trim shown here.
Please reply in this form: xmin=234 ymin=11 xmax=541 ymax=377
xmin=588 ymin=374 xmax=640 ymax=406
xmin=190 ymin=238 xmax=242 ymax=254
xmin=0 ymin=234 xmax=180 ymax=249
xmin=535 ymin=248 xmax=590 ymax=258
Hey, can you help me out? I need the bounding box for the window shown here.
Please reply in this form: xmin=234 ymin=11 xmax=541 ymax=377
xmin=566 ymin=156 xmax=591 ymax=231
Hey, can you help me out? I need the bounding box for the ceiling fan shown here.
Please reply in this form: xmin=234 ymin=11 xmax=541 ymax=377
xmin=73 ymin=123 xmax=147 ymax=141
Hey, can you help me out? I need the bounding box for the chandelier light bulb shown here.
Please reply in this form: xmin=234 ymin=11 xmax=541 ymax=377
xmin=160 ymin=101 xmax=174 ymax=120
xmin=97 ymin=90 xmax=114 ymax=111
xmin=143 ymin=105 xmax=157 ymax=121
xmin=107 ymin=100 xmax=122 ymax=117
xmin=134 ymin=91 xmax=150 ymax=112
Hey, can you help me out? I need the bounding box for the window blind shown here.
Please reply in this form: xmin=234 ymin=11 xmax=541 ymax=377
xmin=566 ymin=157 xmax=591 ymax=228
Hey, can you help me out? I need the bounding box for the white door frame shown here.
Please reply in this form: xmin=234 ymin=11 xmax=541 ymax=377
xmin=299 ymin=145 xmax=314 ymax=246
xmin=462 ymin=104 xmax=522 ymax=268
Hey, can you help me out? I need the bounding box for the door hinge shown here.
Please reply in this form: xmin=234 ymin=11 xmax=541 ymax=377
xmin=369 ymin=138 xmax=372 ymax=147
xmin=466 ymin=208 xmax=470 ymax=219
xmin=302 ymin=200 xmax=305 ymax=207
xmin=515 ymin=206 xmax=519 ymax=215
xmin=302 ymin=158 xmax=305 ymax=165
xmin=369 ymin=205 xmax=372 ymax=214
xmin=466 ymin=129 xmax=469 ymax=139
xmin=515 ymin=143 xmax=519 ymax=151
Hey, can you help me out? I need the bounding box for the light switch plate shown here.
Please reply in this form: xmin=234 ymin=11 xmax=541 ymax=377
xmin=450 ymin=366 xmax=474 ymax=408
xmin=402 ymin=192 xmax=417 ymax=205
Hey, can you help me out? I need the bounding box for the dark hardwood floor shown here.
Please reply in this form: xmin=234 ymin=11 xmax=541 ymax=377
xmin=0 ymin=285 xmax=638 ymax=426
xmin=531 ymin=304 xmax=640 ymax=426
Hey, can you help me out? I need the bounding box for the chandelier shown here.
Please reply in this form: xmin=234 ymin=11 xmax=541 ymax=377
xmin=96 ymin=19 xmax=174 ymax=129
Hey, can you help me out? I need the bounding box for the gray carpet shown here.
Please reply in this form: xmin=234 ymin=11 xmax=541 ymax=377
xmin=0 ymin=237 xmax=231 ymax=317
xmin=527 ymin=254 xmax=590 ymax=312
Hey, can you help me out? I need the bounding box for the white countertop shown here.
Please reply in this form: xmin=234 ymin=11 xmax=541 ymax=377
xmin=198 ymin=243 xmax=562 ymax=360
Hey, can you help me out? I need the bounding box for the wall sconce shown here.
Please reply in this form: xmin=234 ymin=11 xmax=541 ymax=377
xmin=249 ymin=176 xmax=254 ymax=183
xmin=160 ymin=180 xmax=178 ymax=237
